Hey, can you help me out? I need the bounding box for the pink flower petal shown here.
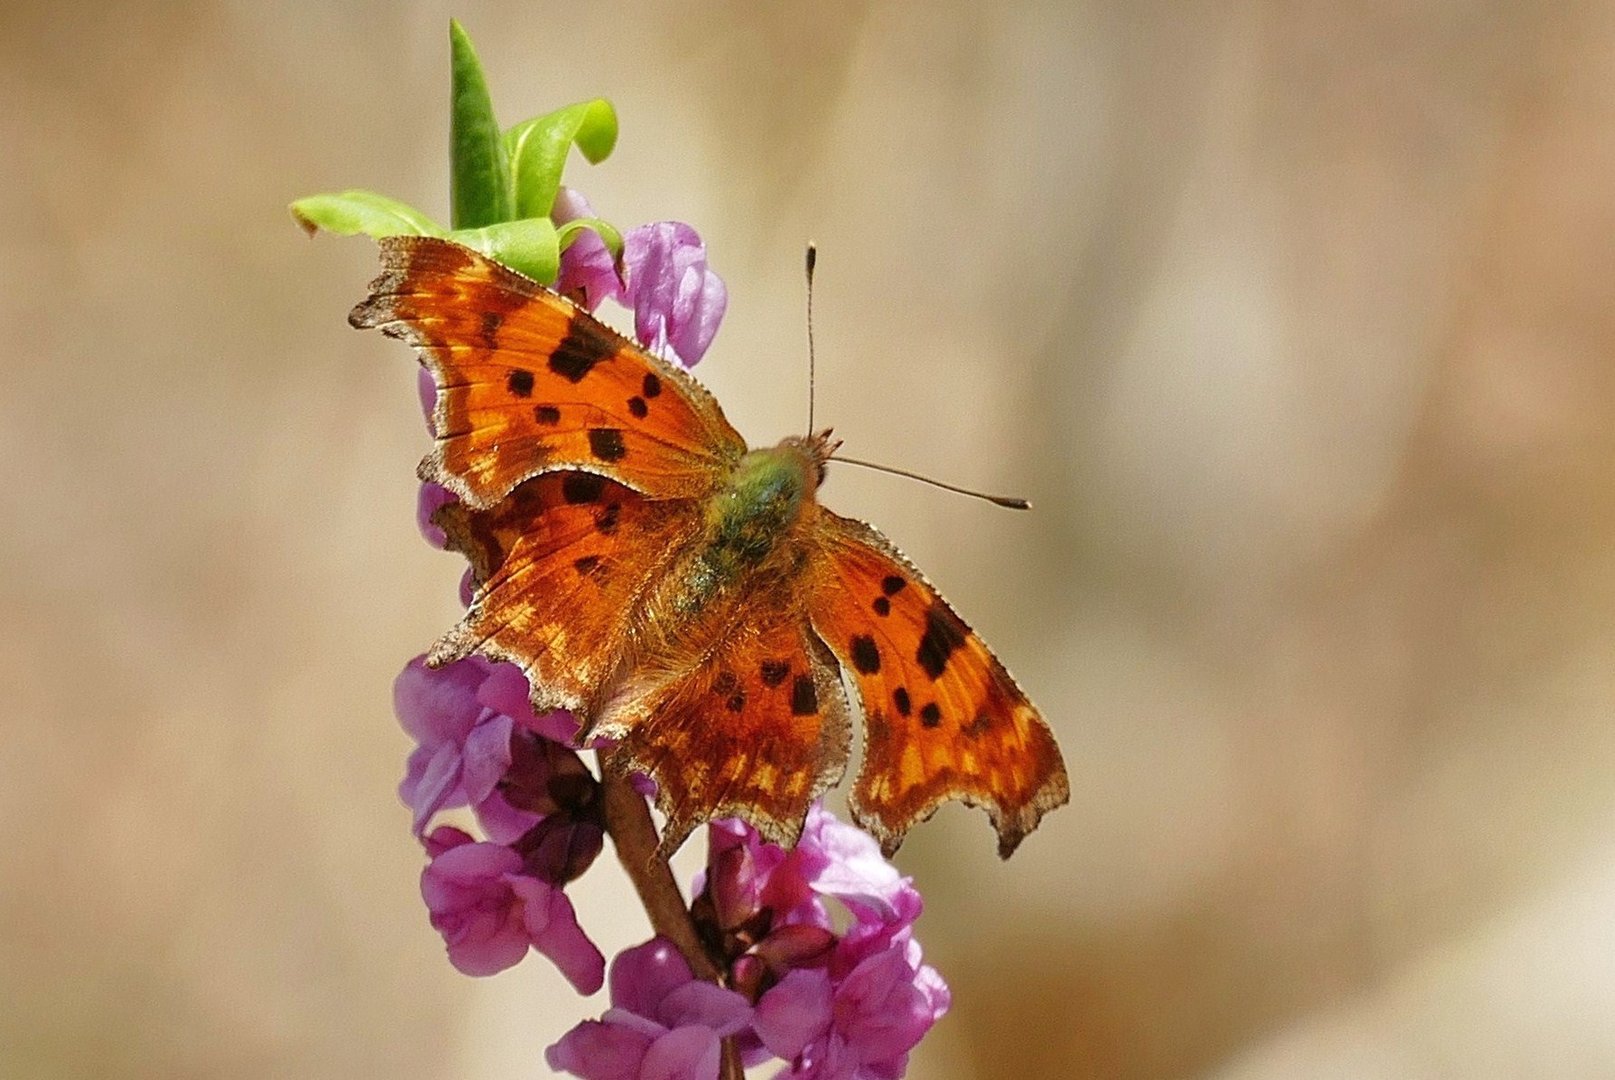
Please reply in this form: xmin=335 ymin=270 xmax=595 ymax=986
xmin=610 ymin=938 xmax=696 ymax=1020
xmin=392 ymin=656 xmax=486 ymax=744
xmin=472 ymin=789 xmax=543 ymax=845
xmin=799 ymin=804 xmax=910 ymax=921
xmin=423 ymin=838 xmax=523 ymax=888
xmin=659 ymin=981 xmax=751 ymax=1038
xmin=547 ymin=1019 xmax=653 ymax=1080
xmin=475 ymin=662 xmax=536 ymax=722
xmin=417 ymin=368 xmax=437 ymax=433
xmin=416 ymin=482 xmax=455 ymax=548
xmin=420 ymin=840 xmax=532 ymax=975
xmin=443 ymin=904 xmax=531 ymax=977
xmin=752 ymin=968 xmax=833 ymax=1061
xmin=510 ymin=876 xmax=606 ymax=994
xmin=557 ymin=228 xmax=622 ymax=312
xmin=459 ymin=712 xmax=514 ymax=803
xmin=640 ymin=1025 xmax=722 ymax=1080
xmin=832 ymin=947 xmax=932 ymax=1063
xmin=402 ymin=742 xmax=464 ymax=833
xmin=621 ymin=222 xmax=724 ymax=368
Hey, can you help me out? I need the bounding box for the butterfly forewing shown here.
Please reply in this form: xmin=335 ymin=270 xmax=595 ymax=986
xmin=809 ymin=511 xmax=1069 ymax=857
xmin=351 ymin=237 xmax=746 ymax=509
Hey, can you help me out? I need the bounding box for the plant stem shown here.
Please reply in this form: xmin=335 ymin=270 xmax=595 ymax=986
xmin=600 ymin=771 xmax=743 ymax=1079
xmin=601 ymin=770 xmax=717 ymax=978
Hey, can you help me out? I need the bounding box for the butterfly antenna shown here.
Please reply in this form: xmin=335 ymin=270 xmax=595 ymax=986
xmin=805 ymin=242 xmax=818 ymax=437
xmin=827 ymin=455 xmax=1032 ymax=510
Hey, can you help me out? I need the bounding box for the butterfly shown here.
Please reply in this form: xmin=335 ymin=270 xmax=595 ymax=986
xmin=352 ymin=236 xmax=1069 ymax=858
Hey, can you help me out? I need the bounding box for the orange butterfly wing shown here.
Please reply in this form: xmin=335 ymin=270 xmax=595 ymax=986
xmin=354 ymin=238 xmax=1069 ymax=857
xmin=599 ymin=612 xmax=852 ymax=857
xmin=350 ymin=237 xmax=745 ymax=508
xmin=809 ymin=510 xmax=1070 ymax=857
xmin=432 ymin=473 xmax=703 ymax=714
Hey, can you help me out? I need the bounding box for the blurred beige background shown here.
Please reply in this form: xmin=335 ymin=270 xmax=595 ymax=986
xmin=6 ymin=2 xmax=1615 ymax=1077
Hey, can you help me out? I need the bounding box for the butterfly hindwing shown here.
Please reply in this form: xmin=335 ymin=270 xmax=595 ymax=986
xmin=600 ymin=613 xmax=853 ymax=857
xmin=351 ymin=237 xmax=746 ymax=509
xmin=432 ymin=472 xmax=704 ymax=714
xmin=809 ymin=510 xmax=1070 ymax=857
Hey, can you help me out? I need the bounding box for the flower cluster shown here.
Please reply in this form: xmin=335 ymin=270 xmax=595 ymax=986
xmin=399 ymin=655 xmax=605 ymax=989
xmin=545 ymin=807 xmax=950 ymax=1079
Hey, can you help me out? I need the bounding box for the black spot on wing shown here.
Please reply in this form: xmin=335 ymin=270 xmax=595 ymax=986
xmin=790 ymin=674 xmax=818 ymax=716
xmin=595 ymin=502 xmax=621 ymax=534
xmin=480 ymin=311 xmax=504 ymax=349
xmin=850 ymin=634 xmax=881 ymax=675
xmin=642 ymin=372 xmax=662 ymax=398
xmin=760 ymin=659 xmax=790 ymax=687
xmin=561 ymin=473 xmax=605 ymax=504
xmin=712 ymin=671 xmax=739 ymax=696
xmin=534 ymin=405 xmax=561 ymax=425
xmin=916 ymin=603 xmax=969 ymax=680
xmin=726 ymin=692 xmax=746 ymax=713
xmin=872 ymin=597 xmax=891 ymax=617
xmin=919 ymin=702 xmax=942 ymax=728
xmin=881 ymin=575 xmax=906 ymax=596
xmin=628 ymin=395 xmax=649 ymax=419
xmin=549 ymin=314 xmax=617 ymax=383
xmin=892 ymin=686 xmax=911 ymax=716
xmin=573 ymin=554 xmax=601 ymax=576
xmin=588 ymin=428 xmax=627 ymax=463
xmin=506 ymin=368 xmax=534 ymax=397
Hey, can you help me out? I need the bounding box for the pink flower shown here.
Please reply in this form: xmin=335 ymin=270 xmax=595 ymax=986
xmin=552 ymin=191 xmax=728 ymax=369
xmin=395 ymin=656 xmax=520 ymax=836
xmin=396 ymin=656 xmax=601 ymax=844
xmin=794 ymin=804 xmax=911 ymax=921
xmin=416 ymin=482 xmax=456 ymax=549
xmin=620 ymin=222 xmax=726 ymax=368
xmin=547 ymin=938 xmax=752 ymax=1080
xmin=475 ymin=661 xmax=584 ymax=746
xmin=417 ymin=367 xmax=438 ymax=431
xmin=689 ymin=805 xmax=947 ymax=1077
xmin=752 ymin=939 xmax=948 ymax=1080
xmin=420 ymin=826 xmax=605 ymax=991
xmin=553 ymin=187 xmax=623 ymax=312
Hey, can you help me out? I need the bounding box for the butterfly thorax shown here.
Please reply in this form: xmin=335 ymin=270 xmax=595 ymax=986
xmin=674 ymin=436 xmax=831 ymax=616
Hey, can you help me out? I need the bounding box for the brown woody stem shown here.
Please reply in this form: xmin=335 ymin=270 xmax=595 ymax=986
xmin=600 ymin=770 xmax=743 ymax=1080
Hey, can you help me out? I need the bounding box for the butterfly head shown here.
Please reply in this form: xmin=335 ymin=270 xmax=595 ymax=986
xmin=778 ymin=428 xmax=841 ymax=489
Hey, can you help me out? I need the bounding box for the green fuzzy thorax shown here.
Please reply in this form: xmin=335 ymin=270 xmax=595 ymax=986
xmin=681 ymin=445 xmax=814 ymax=611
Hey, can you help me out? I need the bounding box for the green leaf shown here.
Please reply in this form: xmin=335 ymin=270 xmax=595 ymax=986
xmin=449 ymin=19 xmax=511 ymax=229
xmin=557 ymin=216 xmax=623 ymax=258
xmin=449 ymin=217 xmax=560 ymax=283
xmin=503 ymin=99 xmax=619 ymax=220
xmin=289 ymin=191 xmax=444 ymax=238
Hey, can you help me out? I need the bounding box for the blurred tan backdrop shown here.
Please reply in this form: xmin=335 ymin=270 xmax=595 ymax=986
xmin=6 ymin=2 xmax=1615 ymax=1078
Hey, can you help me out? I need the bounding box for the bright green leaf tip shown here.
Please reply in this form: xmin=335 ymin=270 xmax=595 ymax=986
xmin=289 ymin=191 xmax=444 ymax=239
xmin=449 ymin=19 xmax=512 ymax=230
xmin=504 ymin=99 xmax=620 ymax=220
xmin=571 ymin=99 xmax=618 ymax=164
xmin=558 ymin=217 xmax=623 ymax=258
